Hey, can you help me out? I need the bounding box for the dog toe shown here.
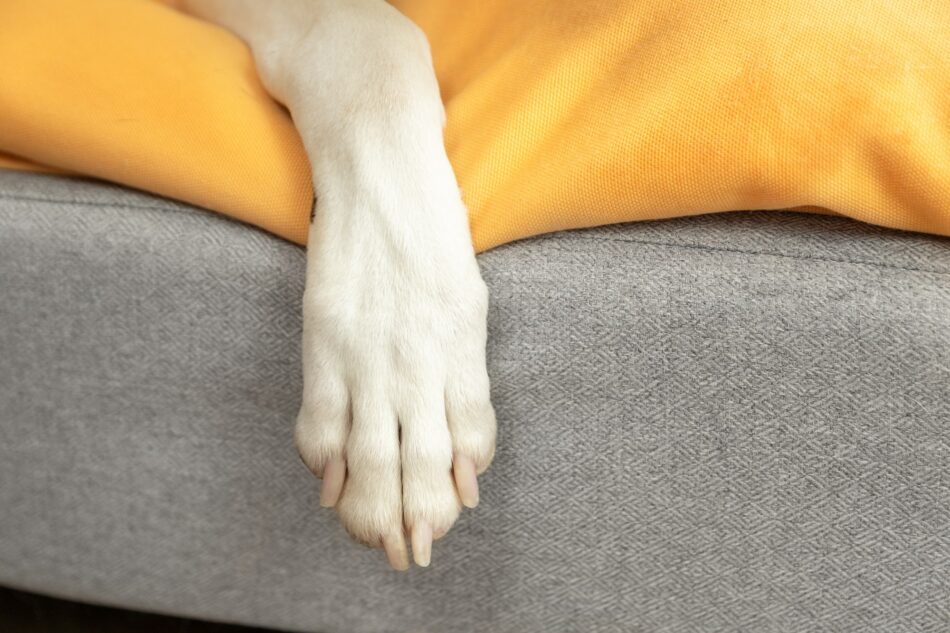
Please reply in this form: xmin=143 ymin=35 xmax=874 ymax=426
xmin=295 ymin=358 xmax=349 ymax=482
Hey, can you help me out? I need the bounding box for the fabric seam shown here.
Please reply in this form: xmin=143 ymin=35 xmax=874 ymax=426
xmin=546 ymin=234 xmax=950 ymax=277
xmin=3 ymin=191 xmax=948 ymax=276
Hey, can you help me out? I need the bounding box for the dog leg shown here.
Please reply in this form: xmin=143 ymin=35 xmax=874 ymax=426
xmin=177 ymin=0 xmax=496 ymax=569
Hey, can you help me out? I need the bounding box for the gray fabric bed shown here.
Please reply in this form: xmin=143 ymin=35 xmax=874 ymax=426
xmin=1 ymin=169 xmax=949 ymax=632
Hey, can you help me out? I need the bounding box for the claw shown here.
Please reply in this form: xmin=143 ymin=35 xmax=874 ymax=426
xmin=453 ymin=453 xmax=479 ymax=508
xmin=383 ymin=532 xmax=410 ymax=571
xmin=411 ymin=521 xmax=433 ymax=567
xmin=319 ymin=456 xmax=346 ymax=508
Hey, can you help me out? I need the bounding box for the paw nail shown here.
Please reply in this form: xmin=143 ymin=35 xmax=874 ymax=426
xmin=319 ymin=457 xmax=346 ymax=507
xmin=383 ymin=533 xmax=410 ymax=571
xmin=411 ymin=522 xmax=433 ymax=567
xmin=454 ymin=453 xmax=479 ymax=508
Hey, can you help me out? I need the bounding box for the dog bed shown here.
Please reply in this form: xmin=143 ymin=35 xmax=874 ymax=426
xmin=2 ymin=0 xmax=950 ymax=250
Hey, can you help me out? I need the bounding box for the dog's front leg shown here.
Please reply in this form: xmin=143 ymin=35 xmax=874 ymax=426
xmin=177 ymin=0 xmax=496 ymax=569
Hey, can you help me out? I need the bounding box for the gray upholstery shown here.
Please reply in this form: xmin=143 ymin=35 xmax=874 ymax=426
xmin=1 ymin=169 xmax=949 ymax=633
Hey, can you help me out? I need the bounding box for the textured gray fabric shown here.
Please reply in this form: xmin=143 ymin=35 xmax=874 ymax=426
xmin=1 ymin=169 xmax=949 ymax=633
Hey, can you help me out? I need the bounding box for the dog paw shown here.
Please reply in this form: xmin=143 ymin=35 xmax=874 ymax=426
xmin=294 ymin=184 xmax=495 ymax=569
xmin=243 ymin=0 xmax=494 ymax=568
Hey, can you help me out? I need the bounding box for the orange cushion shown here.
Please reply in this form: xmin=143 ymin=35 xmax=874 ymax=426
xmin=3 ymin=0 xmax=950 ymax=252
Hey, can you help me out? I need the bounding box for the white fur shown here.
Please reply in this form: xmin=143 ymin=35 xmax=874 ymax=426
xmin=178 ymin=0 xmax=496 ymax=548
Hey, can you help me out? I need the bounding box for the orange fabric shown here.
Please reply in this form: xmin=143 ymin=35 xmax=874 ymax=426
xmin=0 ymin=152 xmax=64 ymax=175
xmin=3 ymin=0 xmax=950 ymax=252
xmin=0 ymin=0 xmax=312 ymax=244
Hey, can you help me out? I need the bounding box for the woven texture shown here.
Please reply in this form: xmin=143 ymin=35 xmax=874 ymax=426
xmin=1 ymin=171 xmax=950 ymax=632
xmin=4 ymin=0 xmax=950 ymax=250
